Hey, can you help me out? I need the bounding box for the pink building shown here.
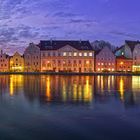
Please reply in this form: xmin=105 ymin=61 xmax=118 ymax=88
xmin=0 ymin=50 xmax=9 ymax=72
xmin=95 ymin=46 xmax=116 ymax=72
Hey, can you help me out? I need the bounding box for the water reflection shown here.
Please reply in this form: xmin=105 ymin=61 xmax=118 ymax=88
xmin=0 ymin=75 xmax=140 ymax=107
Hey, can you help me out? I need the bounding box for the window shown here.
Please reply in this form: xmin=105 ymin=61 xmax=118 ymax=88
xmin=84 ymin=53 xmax=87 ymax=56
xmin=58 ymin=53 xmax=61 ymax=56
xmin=43 ymin=53 xmax=45 ymax=57
xmin=69 ymin=52 xmax=72 ymax=56
xmin=98 ymin=63 xmax=100 ymax=65
xmin=48 ymin=52 xmax=50 ymax=56
xmin=74 ymin=52 xmax=77 ymax=56
xmin=79 ymin=53 xmax=82 ymax=56
xmin=53 ymin=52 xmax=55 ymax=56
xmin=89 ymin=52 xmax=92 ymax=56
xmin=74 ymin=60 xmax=76 ymax=64
xmin=86 ymin=61 xmax=89 ymax=64
xmin=63 ymin=52 xmax=67 ymax=56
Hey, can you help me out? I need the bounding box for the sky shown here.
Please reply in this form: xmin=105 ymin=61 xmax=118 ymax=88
xmin=0 ymin=0 xmax=140 ymax=54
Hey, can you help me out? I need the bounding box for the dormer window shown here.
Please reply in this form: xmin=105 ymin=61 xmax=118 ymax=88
xmin=74 ymin=52 xmax=77 ymax=56
xmin=63 ymin=52 xmax=67 ymax=56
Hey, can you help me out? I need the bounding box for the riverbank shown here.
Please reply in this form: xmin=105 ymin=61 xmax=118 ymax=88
xmin=0 ymin=72 xmax=140 ymax=76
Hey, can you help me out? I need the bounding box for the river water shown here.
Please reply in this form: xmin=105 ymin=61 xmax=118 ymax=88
xmin=0 ymin=75 xmax=140 ymax=140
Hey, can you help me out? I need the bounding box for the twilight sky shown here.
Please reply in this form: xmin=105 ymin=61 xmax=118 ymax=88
xmin=0 ymin=0 xmax=140 ymax=54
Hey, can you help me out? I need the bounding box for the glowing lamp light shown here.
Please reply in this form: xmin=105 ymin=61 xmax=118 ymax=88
xmin=86 ymin=61 xmax=89 ymax=64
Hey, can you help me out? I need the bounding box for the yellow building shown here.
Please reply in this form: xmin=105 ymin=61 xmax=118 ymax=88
xmin=10 ymin=52 xmax=24 ymax=72
xmin=39 ymin=40 xmax=95 ymax=73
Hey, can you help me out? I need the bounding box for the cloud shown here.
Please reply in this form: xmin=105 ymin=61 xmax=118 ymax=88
xmin=0 ymin=0 xmax=139 ymax=53
xmin=109 ymin=30 xmax=140 ymax=39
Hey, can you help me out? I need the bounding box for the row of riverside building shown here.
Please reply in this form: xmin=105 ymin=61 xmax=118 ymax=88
xmin=0 ymin=40 xmax=140 ymax=73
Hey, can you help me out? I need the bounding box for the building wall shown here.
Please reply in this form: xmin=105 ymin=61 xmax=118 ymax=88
xmin=116 ymin=58 xmax=133 ymax=72
xmin=10 ymin=52 xmax=24 ymax=72
xmin=133 ymin=44 xmax=140 ymax=71
xmin=24 ymin=43 xmax=41 ymax=72
xmin=124 ymin=45 xmax=133 ymax=58
xmin=41 ymin=45 xmax=94 ymax=73
xmin=95 ymin=46 xmax=116 ymax=72
xmin=0 ymin=50 xmax=9 ymax=72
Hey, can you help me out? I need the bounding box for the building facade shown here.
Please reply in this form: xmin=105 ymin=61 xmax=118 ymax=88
xmin=39 ymin=40 xmax=95 ymax=73
xmin=10 ymin=52 xmax=24 ymax=72
xmin=0 ymin=50 xmax=10 ymax=72
xmin=116 ymin=56 xmax=133 ymax=72
xmin=95 ymin=46 xmax=116 ymax=72
xmin=24 ymin=43 xmax=41 ymax=72
xmin=115 ymin=40 xmax=140 ymax=72
xmin=133 ymin=44 xmax=140 ymax=72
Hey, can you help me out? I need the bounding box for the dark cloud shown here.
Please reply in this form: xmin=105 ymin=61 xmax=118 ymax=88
xmin=109 ymin=31 xmax=140 ymax=39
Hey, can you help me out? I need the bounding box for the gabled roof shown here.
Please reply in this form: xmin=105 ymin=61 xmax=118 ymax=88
xmin=116 ymin=55 xmax=132 ymax=60
xmin=38 ymin=40 xmax=93 ymax=51
xmin=114 ymin=45 xmax=125 ymax=53
xmin=95 ymin=46 xmax=114 ymax=56
xmin=125 ymin=40 xmax=140 ymax=52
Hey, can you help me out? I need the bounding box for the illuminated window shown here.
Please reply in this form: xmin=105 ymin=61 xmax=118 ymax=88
xmin=98 ymin=68 xmax=100 ymax=71
xmin=101 ymin=63 xmax=104 ymax=65
xmin=79 ymin=53 xmax=82 ymax=56
xmin=98 ymin=63 xmax=100 ymax=65
xmin=74 ymin=52 xmax=77 ymax=56
xmin=112 ymin=68 xmax=114 ymax=71
xmin=108 ymin=68 xmax=111 ymax=71
xmin=89 ymin=53 xmax=92 ymax=56
xmin=86 ymin=61 xmax=89 ymax=64
xmin=63 ymin=52 xmax=67 ymax=56
xmin=109 ymin=63 xmax=111 ymax=65
xmin=122 ymin=52 xmax=124 ymax=55
xmin=84 ymin=53 xmax=87 ymax=56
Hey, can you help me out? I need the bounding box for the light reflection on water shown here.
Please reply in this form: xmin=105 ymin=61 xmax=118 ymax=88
xmin=1 ymin=75 xmax=138 ymax=106
xmin=0 ymin=75 xmax=140 ymax=140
